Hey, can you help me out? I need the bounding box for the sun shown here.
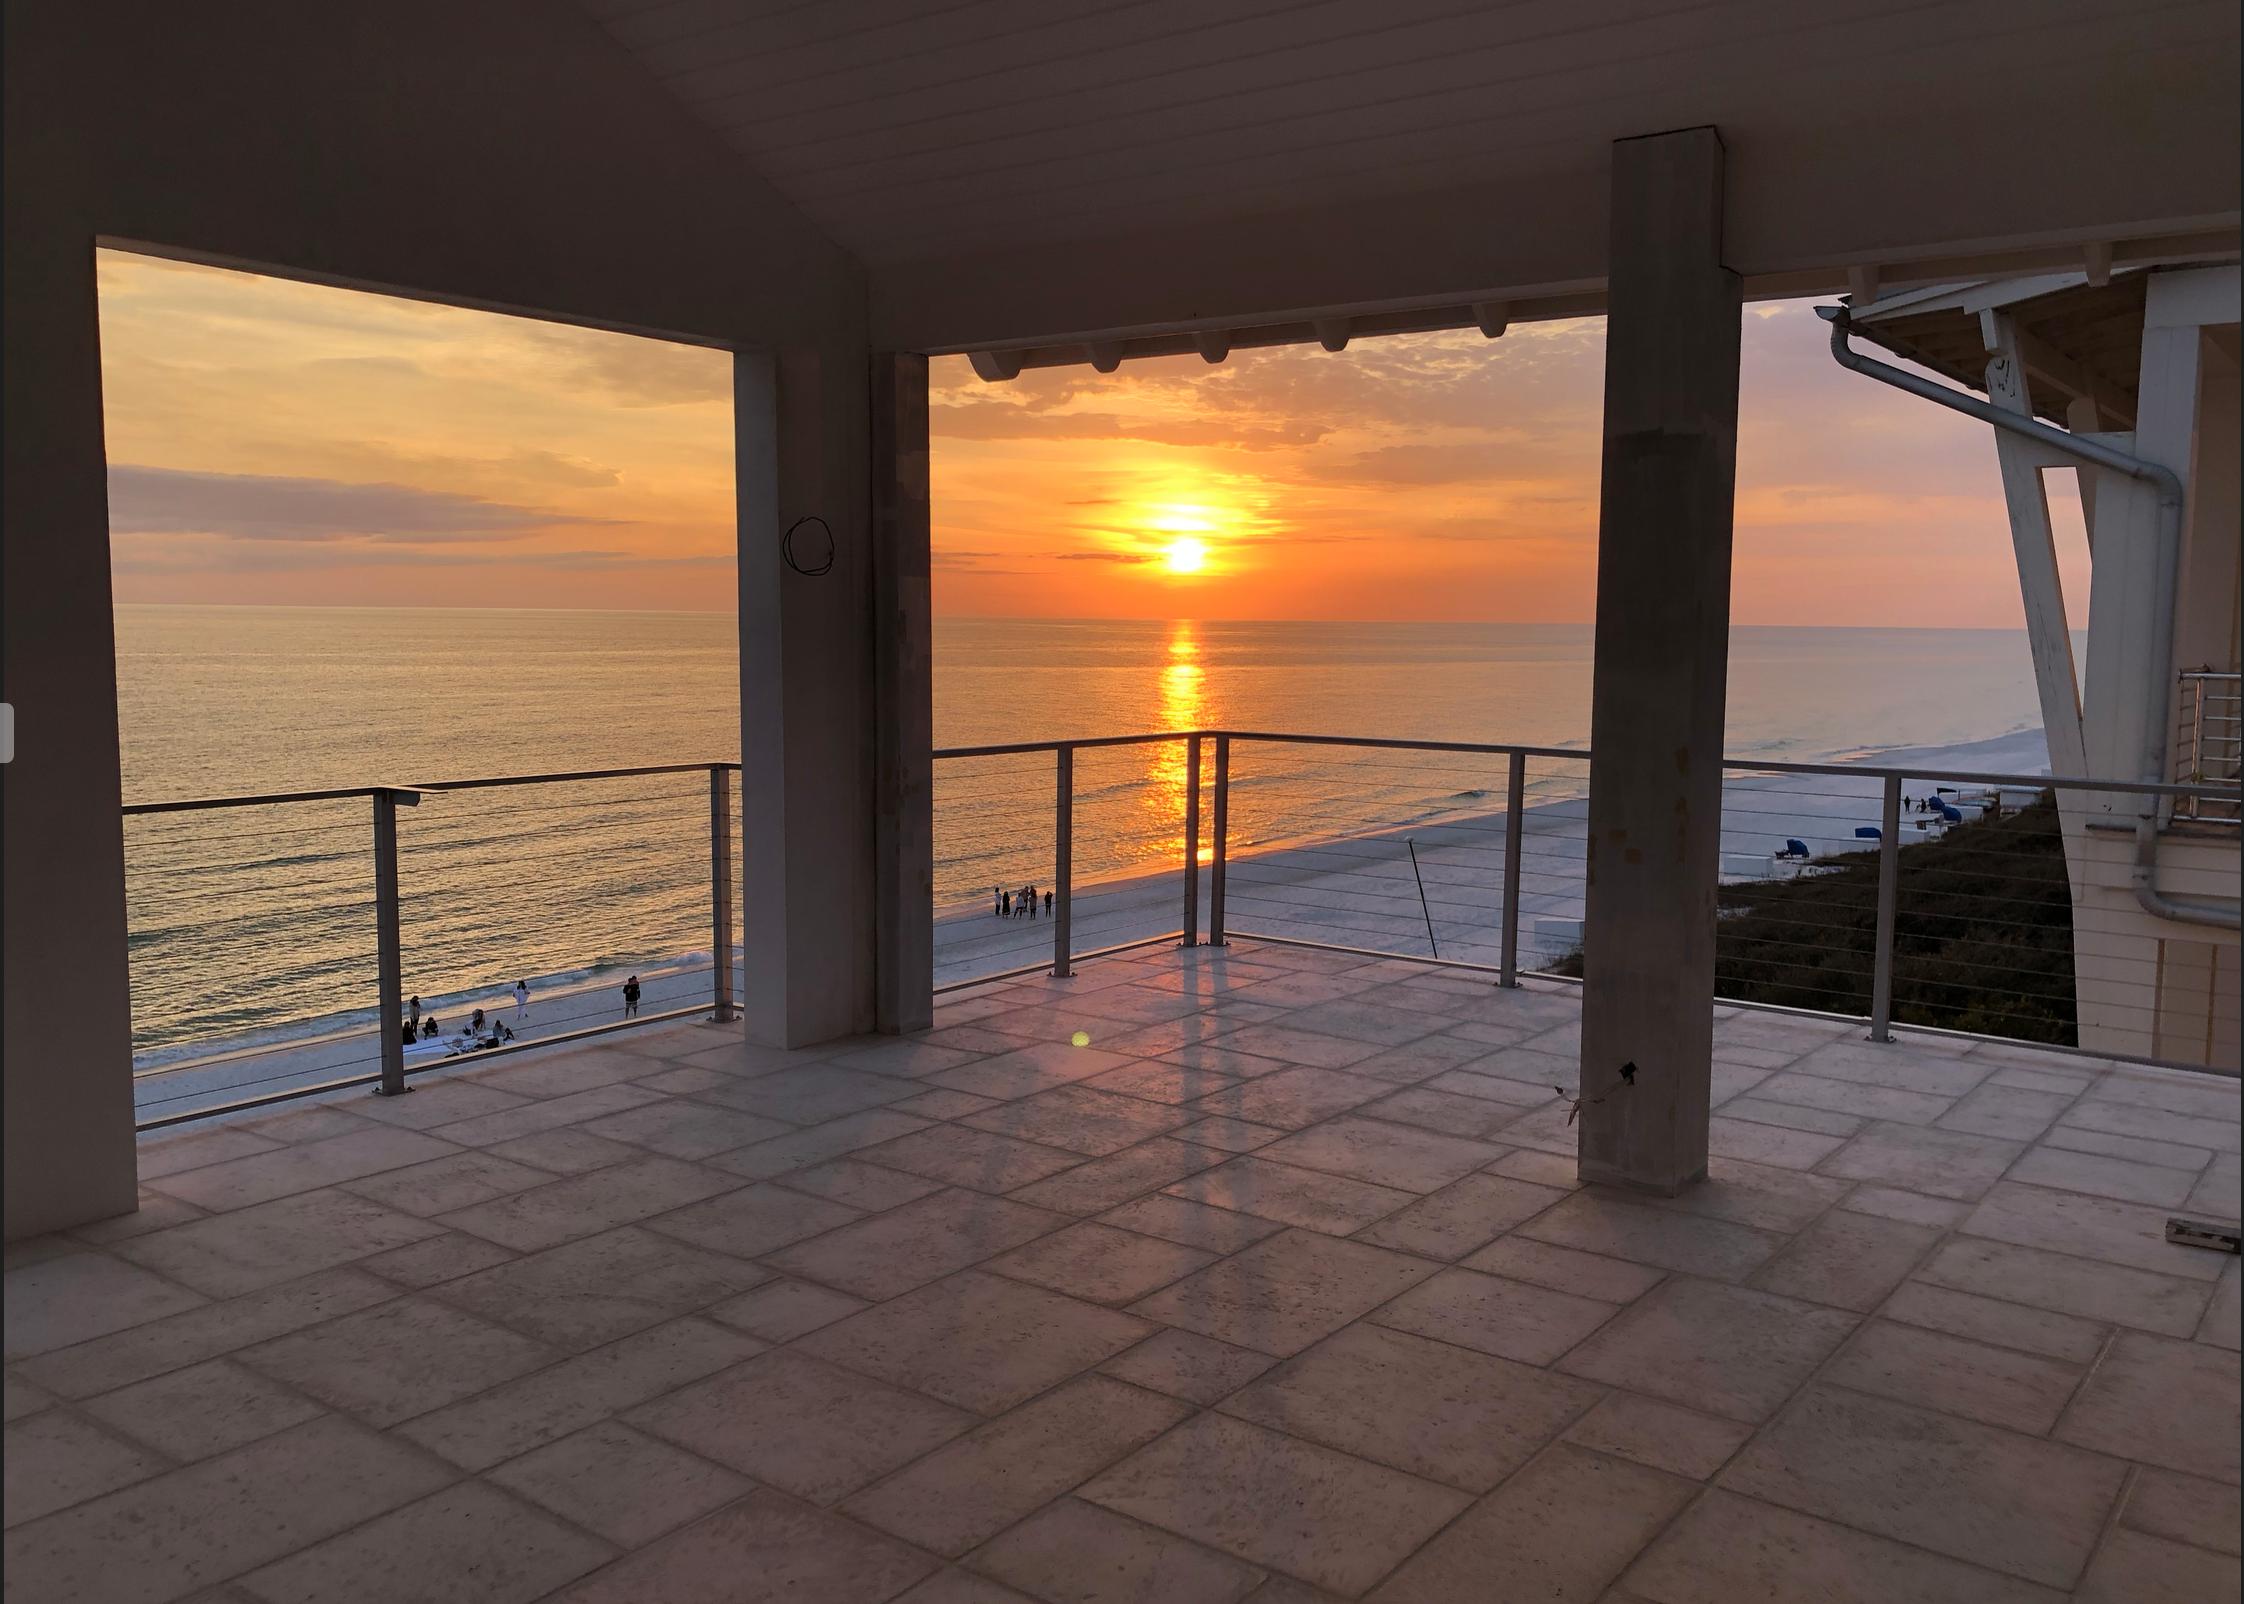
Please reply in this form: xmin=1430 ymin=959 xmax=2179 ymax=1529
xmin=1163 ymin=537 xmax=1208 ymax=574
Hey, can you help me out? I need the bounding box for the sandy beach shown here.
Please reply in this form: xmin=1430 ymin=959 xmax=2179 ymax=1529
xmin=135 ymin=727 xmax=2050 ymax=1124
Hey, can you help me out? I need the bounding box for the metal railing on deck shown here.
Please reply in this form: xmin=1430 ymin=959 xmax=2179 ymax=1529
xmin=2175 ymin=670 xmax=2242 ymax=824
xmin=125 ymin=762 xmax=743 ymax=1128
xmin=933 ymin=732 xmax=2242 ymax=1074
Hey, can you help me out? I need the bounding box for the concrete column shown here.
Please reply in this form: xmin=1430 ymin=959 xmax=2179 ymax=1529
xmin=3 ymin=195 xmax=141 ymax=1235
xmin=736 ymin=345 xmax=878 ymax=1048
xmin=1577 ymin=127 xmax=1742 ymax=1196
xmin=871 ymin=353 xmax=933 ymax=1034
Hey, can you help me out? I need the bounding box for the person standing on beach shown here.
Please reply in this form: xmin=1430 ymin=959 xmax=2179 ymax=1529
xmin=514 ymin=979 xmax=530 ymax=1022
xmin=1028 ymin=883 xmax=1040 ymax=918
xmin=1001 ymin=888 xmax=1012 ymax=917
xmin=623 ymin=975 xmax=641 ymax=1018
xmin=1043 ymin=889 xmax=1053 ymax=917
xmin=409 ymin=996 xmax=422 ymax=1030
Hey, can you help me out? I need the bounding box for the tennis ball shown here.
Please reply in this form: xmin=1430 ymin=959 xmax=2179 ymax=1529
xmin=1070 ymin=1030 xmax=1091 ymax=1048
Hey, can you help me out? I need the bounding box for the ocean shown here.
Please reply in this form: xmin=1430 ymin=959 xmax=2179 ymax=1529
xmin=115 ymin=606 xmax=2053 ymax=1066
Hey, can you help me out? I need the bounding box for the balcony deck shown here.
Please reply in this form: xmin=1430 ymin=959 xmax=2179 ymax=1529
xmin=6 ymin=941 xmax=2238 ymax=1602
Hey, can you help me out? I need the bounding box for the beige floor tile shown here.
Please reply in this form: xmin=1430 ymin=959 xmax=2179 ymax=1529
xmin=1009 ymin=1138 xmax=1225 ymax=1214
xmin=1706 ymin=1116 xmax=1845 ymax=1170
xmin=827 ymin=1038 xmax=987 ymax=1079
xmin=891 ymin=1087 xmax=1005 ymax=1121
xmin=113 ymin=1191 xmax=444 ymax=1298
xmin=1745 ymin=1209 xmax=1939 ymax=1311
xmin=1915 ymin=1237 xmax=2213 ymax=1336
xmin=398 ymin=1317 xmax=759 ymax=1471
xmin=1460 ymin=1237 xmax=1666 ymax=1303
xmin=468 ymin=1046 xmax=672 ymax=1101
xmin=857 ymin=1125 xmax=1089 ymax=1191
xmin=842 ymin=1374 xmax=1191 ymax=1555
xmin=1098 ymin=1194 xmax=1286 ymax=1252
xmin=708 ymin=1110 xmax=931 ymax=1179
xmin=1100 ymin=1329 xmax=1278 ymax=1405
xmin=486 ymin=1420 xmax=749 ymax=1546
xmin=358 ymin=1232 xmax=519 ymax=1289
xmin=1879 ymin=1281 xmax=2108 ymax=1362
xmin=961 ymin=1085 xmax=1197 ymax=1155
xmin=628 ymin=1349 xmax=972 ymax=1503
xmin=694 ymin=1064 xmax=921 ymax=1125
xmin=1559 ymin=1278 xmax=1857 ymax=1423
xmin=67 ymin=1191 xmax=209 ymax=1245
xmin=434 ymin=1157 xmax=740 ymax=1253
xmin=1933 ymin=1084 xmax=2072 ymax=1142
xmin=1130 ymin=1229 xmax=1438 ymax=1357
xmin=1720 ymin=1386 xmax=2126 ymax=1587
xmin=579 ymin=1099 xmax=793 ymax=1160
xmin=1484 ymin=1147 xmax=1584 ymax=1187
xmin=236 ymin=1480 xmax=612 ymax=1603
xmin=633 ymin=1067 xmax=739 ymax=1097
xmin=4 ymin=1253 xmax=208 ymax=1358
xmin=1255 ymin=1116 xmax=1507 ymax=1194
xmin=1344 ymin=1034 xmax=1503 ymax=1086
xmin=1788 ymin=1040 xmax=1989 ymax=1097
xmin=1185 ymin=1067 xmax=1393 ymax=1130
xmin=1713 ymin=1096 xmax=1862 ymax=1138
xmin=241 ymin=1296 xmax=553 ymax=1427
xmin=1171 ymin=1117 xmax=1294 ymax=1152
xmin=1420 ymin=1068 xmax=1564 ymax=1108
xmin=1354 ymin=1173 xmax=1568 ymax=1259
xmin=704 ymin=1279 xmax=867 ymax=1342
xmin=1961 ymin=1182 xmax=2226 ymax=1281
xmin=1749 ymin=1073 xmax=1954 ymax=1125
xmin=1518 ymin=1192 xmax=1784 ymax=1281
xmin=1818 ymin=1121 xmax=2026 ymax=1200
xmin=1084 ymin=1412 xmax=1470 ymax=1595
xmin=642 ymin=1181 xmax=860 ymax=1257
xmin=482 ymin=1129 xmax=643 ymax=1175
xmin=762 ymin=1188 xmax=1069 ymax=1300
xmin=896 ymin=1568 xmax=1039 ymax=1603
xmin=2084 ymin=1072 xmax=2242 ymax=1122
xmin=1561 ymin=1392 xmax=1752 ymax=1480
xmin=13 ymin=1268 xmax=395 ymax=1401
xmin=1162 ymin=1156 xmax=1417 ymax=1234
xmin=1368 ymin=1443 xmax=1694 ymax=1604
xmin=1223 ymin=1322 xmax=1601 ymax=1492
xmin=134 ymin=1127 xmax=283 ymax=1182
xmin=970 ymin=1497 xmax=1266 ymax=1604
xmin=429 ymin=1083 xmax=665 ymax=1148
xmin=150 ymin=1129 xmax=464 ymax=1214
xmin=2188 ymin=1153 xmax=2241 ymax=1217
xmin=1622 ymin=1489 xmax=2065 ymax=1604
xmin=335 ymin=1151 xmax=557 ymax=1216
xmin=2073 ymin=1528 xmax=2242 ymax=1604
xmin=985 ymin=1221 xmax=1215 ymax=1305
xmin=1823 ymin=1320 xmax=2084 ymax=1432
xmin=2009 ymin=1145 xmax=2200 ymax=1207
xmin=2060 ymin=1099 xmax=2241 ymax=1155
xmin=1370 ymin=1266 xmax=1617 ymax=1364
xmin=547 ymin=1489 xmax=942 ymax=1604
xmin=801 ymin=1270 xmax=1151 ymax=1414
xmin=1 ymin=1417 xmax=454 ymax=1604
xmin=427 ymin=1225 xmax=769 ymax=1350
xmin=2202 ymin=1260 xmax=2242 ymax=1349
xmin=341 ymin=1077 xmax=533 ymax=1130
xmin=1357 ymin=1086 xmax=1537 ymax=1142
xmin=2056 ymin=1329 xmax=2240 ymax=1482
xmin=1834 ymin=1183 xmax=1968 ymax=1227
xmin=1652 ymin=1158 xmax=1851 ymax=1233
xmin=2 ymin=1374 xmax=54 ymax=1423
xmin=2123 ymin=1468 xmax=2242 ymax=1556
xmin=3 ymin=1410 xmax=169 ymax=1527
xmin=1085 ymin=1060 xmax=1247 ymax=1106
xmin=80 ymin=1358 xmax=321 ymax=1461
xmin=930 ymin=1043 xmax=1138 ymax=1101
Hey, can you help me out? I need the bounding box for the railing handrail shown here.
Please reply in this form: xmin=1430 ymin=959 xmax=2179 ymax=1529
xmin=123 ymin=760 xmax=738 ymax=815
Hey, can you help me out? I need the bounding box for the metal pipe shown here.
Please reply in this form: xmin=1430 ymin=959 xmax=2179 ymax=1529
xmin=1820 ymin=307 xmax=2236 ymax=931
xmin=1053 ymin=746 xmax=1074 ymax=978
xmin=1501 ymin=750 xmax=1525 ymax=987
xmin=1209 ymin=735 xmax=1231 ymax=945
xmin=1869 ymin=774 xmax=1902 ymax=1041
xmin=371 ymin=788 xmax=412 ymax=1098
xmin=709 ymin=765 xmax=737 ymax=1023
xmin=1181 ymin=734 xmax=1202 ymax=946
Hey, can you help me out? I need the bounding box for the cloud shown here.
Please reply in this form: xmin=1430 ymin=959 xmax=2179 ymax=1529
xmin=1054 ymin=550 xmax=1158 ymax=563
xmin=107 ymin=464 xmax=609 ymax=542
xmin=110 ymin=537 xmax=728 ymax=575
xmin=932 ymin=403 xmax=1330 ymax=451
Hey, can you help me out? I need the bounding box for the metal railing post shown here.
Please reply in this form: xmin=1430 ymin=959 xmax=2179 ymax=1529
xmin=709 ymin=765 xmax=737 ymax=1023
xmin=372 ymin=788 xmax=409 ymax=1097
xmin=1209 ymin=735 xmax=1230 ymax=945
xmin=1869 ymin=773 xmax=1902 ymax=1042
xmin=1181 ymin=734 xmax=1202 ymax=946
xmin=1054 ymin=745 xmax=1074 ymax=978
xmin=1501 ymin=750 xmax=1525 ymax=987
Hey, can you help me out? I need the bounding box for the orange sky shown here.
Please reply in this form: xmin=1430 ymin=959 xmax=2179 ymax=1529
xmin=98 ymin=249 xmax=2087 ymax=627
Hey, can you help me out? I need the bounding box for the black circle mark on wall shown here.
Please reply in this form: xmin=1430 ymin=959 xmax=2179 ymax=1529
xmin=783 ymin=516 xmax=836 ymax=577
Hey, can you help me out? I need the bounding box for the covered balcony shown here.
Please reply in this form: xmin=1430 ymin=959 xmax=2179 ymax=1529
xmin=7 ymin=939 xmax=2238 ymax=1598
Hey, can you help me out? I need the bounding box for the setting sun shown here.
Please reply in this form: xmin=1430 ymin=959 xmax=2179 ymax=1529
xmin=1164 ymin=537 xmax=1208 ymax=574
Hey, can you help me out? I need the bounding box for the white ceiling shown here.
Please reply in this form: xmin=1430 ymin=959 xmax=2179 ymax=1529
xmin=578 ymin=0 xmax=2242 ymax=350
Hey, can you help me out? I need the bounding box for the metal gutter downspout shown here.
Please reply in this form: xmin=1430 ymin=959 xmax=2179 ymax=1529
xmin=1818 ymin=306 xmax=2238 ymax=931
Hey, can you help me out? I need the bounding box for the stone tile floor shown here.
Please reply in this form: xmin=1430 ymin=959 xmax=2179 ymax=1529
xmin=6 ymin=940 xmax=2240 ymax=1603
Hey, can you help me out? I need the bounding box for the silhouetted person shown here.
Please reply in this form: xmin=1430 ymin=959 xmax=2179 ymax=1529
xmin=408 ymin=995 xmax=422 ymax=1028
xmin=1001 ymin=888 xmax=1012 ymax=917
xmin=422 ymin=1017 xmax=439 ymax=1039
xmin=514 ymin=979 xmax=530 ymax=1021
xmin=1043 ymin=890 xmax=1054 ymax=917
xmin=623 ymin=975 xmax=641 ymax=1018
xmin=400 ymin=1020 xmax=417 ymax=1048
xmin=470 ymin=1007 xmax=485 ymax=1033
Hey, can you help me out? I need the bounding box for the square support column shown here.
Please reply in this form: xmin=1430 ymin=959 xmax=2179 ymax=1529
xmin=1577 ymin=127 xmax=1742 ymax=1196
xmin=870 ymin=353 xmax=933 ymax=1034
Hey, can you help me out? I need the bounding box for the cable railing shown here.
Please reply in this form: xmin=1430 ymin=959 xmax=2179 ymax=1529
xmin=125 ymin=762 xmax=745 ymax=1129
xmin=933 ymin=732 xmax=2242 ymax=1074
xmin=2175 ymin=669 xmax=2241 ymax=824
